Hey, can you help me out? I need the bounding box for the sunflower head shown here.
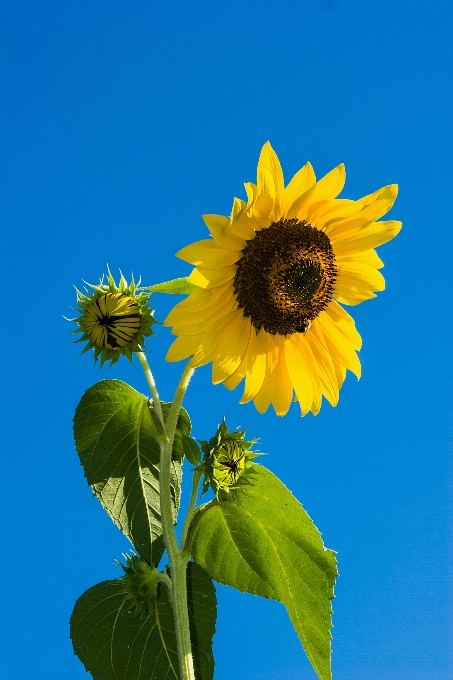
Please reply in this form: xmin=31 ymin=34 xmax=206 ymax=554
xmin=200 ymin=418 xmax=259 ymax=496
xmin=71 ymin=269 xmax=155 ymax=367
xmin=165 ymin=141 xmax=401 ymax=417
xmin=117 ymin=553 xmax=160 ymax=618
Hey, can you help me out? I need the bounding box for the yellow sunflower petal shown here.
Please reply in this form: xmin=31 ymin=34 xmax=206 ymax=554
xmin=337 ymin=248 xmax=384 ymax=269
xmin=172 ymin=295 xmax=237 ymax=336
xmin=244 ymin=181 xmax=257 ymax=207
xmin=258 ymin=141 xmax=284 ymax=219
xmin=202 ymin=214 xmax=246 ymax=251
xmin=223 ymin=329 xmax=255 ymax=391
xmin=284 ymin=183 xmax=317 ymax=220
xmin=309 ymin=199 xmax=359 ymax=229
xmin=305 ymin=331 xmax=339 ymax=407
xmin=231 ymin=197 xmax=246 ymax=220
xmin=358 ymin=184 xmax=399 ymax=211
xmin=311 ymin=322 xmax=348 ymax=388
xmin=167 ymin=288 xmax=234 ymax=329
xmin=312 ymin=164 xmax=346 ymax=201
xmin=231 ymin=212 xmax=259 ymax=242
xmin=331 ymin=220 xmax=402 ymax=257
xmin=253 ymin=376 xmax=272 ymax=414
xmin=166 ymin=334 xmax=203 ymax=362
xmin=212 ymin=315 xmax=252 ymax=384
xmin=240 ymin=329 xmax=268 ymax=403
xmin=283 ymin=161 xmax=316 ymax=216
xmin=188 ymin=307 xmax=245 ymax=369
xmin=249 ymin=336 xmax=293 ymax=416
xmin=176 ymin=239 xmax=242 ymax=268
xmin=187 ymin=264 xmax=236 ymax=289
xmin=253 ymin=167 xmax=275 ymax=226
xmin=250 ymin=334 xmax=279 ymax=414
xmin=325 ymin=185 xmax=398 ymax=240
xmin=268 ymin=339 xmax=293 ymax=416
xmin=306 ymin=199 xmax=331 ymax=225
xmin=188 ymin=329 xmax=221 ymax=368
xmin=229 ymin=198 xmax=257 ymax=240
xmin=164 ymin=283 xmax=231 ymax=324
xmin=335 ymin=262 xmax=385 ymax=306
xmin=285 ymin=334 xmax=316 ymax=416
xmin=326 ymin=300 xmax=362 ymax=350
xmin=315 ymin=310 xmax=361 ymax=378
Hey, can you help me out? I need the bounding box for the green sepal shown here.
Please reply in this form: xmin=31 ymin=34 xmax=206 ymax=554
xmin=189 ymin=463 xmax=338 ymax=680
xmin=181 ymin=434 xmax=201 ymax=465
xmin=70 ymin=561 xmax=217 ymax=680
xmin=146 ymin=277 xmax=199 ymax=294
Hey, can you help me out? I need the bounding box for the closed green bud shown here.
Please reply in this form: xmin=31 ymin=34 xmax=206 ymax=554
xmin=200 ymin=418 xmax=259 ymax=497
xmin=69 ymin=268 xmax=156 ymax=367
xmin=117 ymin=553 xmax=161 ymax=618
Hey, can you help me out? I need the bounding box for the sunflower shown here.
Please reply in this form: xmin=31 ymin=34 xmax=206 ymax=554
xmin=165 ymin=142 xmax=401 ymax=416
xmin=71 ymin=269 xmax=155 ymax=367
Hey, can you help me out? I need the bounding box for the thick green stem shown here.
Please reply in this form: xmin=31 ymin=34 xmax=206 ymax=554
xmin=168 ymin=552 xmax=196 ymax=680
xmin=137 ymin=350 xmax=165 ymax=427
xmin=138 ymin=354 xmax=196 ymax=680
xmin=158 ymin=362 xmax=195 ymax=680
xmin=166 ymin=364 xmax=195 ymax=448
xmin=181 ymin=467 xmax=203 ymax=558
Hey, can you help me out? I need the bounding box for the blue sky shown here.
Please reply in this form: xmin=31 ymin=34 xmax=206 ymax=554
xmin=0 ymin=1 xmax=451 ymax=679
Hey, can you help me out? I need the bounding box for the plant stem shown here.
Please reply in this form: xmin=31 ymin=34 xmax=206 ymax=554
xmin=166 ymin=363 xmax=195 ymax=449
xmin=158 ymin=361 xmax=195 ymax=680
xmin=138 ymin=354 xmax=196 ymax=680
xmin=168 ymin=552 xmax=196 ymax=680
xmin=181 ymin=467 xmax=203 ymax=558
xmin=137 ymin=350 xmax=165 ymax=427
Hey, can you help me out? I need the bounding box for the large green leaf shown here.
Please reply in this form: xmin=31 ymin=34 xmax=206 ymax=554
xmin=73 ymin=379 xmax=191 ymax=567
xmin=189 ymin=464 xmax=337 ymax=680
xmin=70 ymin=561 xmax=216 ymax=680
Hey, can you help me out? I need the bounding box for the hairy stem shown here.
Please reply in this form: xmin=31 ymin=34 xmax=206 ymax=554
xmin=137 ymin=350 xmax=165 ymax=427
xmin=166 ymin=363 xmax=195 ymax=449
xmin=139 ymin=359 xmax=195 ymax=680
xmin=181 ymin=467 xmax=203 ymax=558
xmin=161 ymin=362 xmax=195 ymax=680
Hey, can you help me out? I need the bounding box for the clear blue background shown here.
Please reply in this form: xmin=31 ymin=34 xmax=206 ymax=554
xmin=1 ymin=1 xmax=451 ymax=679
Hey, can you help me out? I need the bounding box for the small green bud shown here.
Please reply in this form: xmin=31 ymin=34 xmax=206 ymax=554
xmin=200 ymin=418 xmax=259 ymax=497
xmin=117 ymin=553 xmax=161 ymax=618
xmin=69 ymin=268 xmax=156 ymax=367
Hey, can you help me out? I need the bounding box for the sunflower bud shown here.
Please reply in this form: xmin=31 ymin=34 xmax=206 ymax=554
xmin=200 ymin=418 xmax=259 ymax=496
xmin=70 ymin=269 xmax=156 ymax=367
xmin=118 ymin=554 xmax=161 ymax=618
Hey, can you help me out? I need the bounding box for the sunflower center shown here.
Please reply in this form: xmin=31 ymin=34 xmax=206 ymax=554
xmin=233 ymin=219 xmax=337 ymax=335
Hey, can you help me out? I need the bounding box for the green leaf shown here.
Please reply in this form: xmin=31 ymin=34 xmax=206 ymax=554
xmin=189 ymin=464 xmax=337 ymax=680
xmin=146 ymin=277 xmax=198 ymax=295
xmin=73 ymin=379 xmax=191 ymax=567
xmin=70 ymin=561 xmax=216 ymax=680
xmin=181 ymin=434 xmax=201 ymax=465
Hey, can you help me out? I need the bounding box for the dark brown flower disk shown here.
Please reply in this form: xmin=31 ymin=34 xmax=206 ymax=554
xmin=233 ymin=219 xmax=337 ymax=335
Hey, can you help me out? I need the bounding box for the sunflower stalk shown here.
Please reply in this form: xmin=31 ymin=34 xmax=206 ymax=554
xmin=181 ymin=466 xmax=203 ymax=558
xmin=137 ymin=350 xmax=165 ymax=427
xmin=139 ymin=354 xmax=196 ymax=680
